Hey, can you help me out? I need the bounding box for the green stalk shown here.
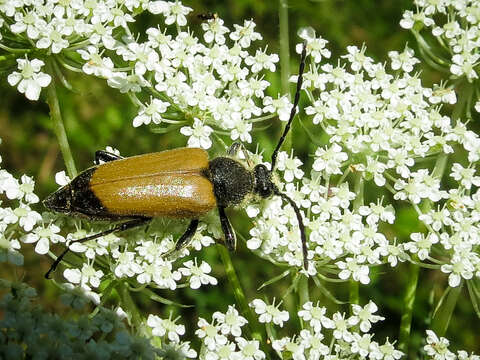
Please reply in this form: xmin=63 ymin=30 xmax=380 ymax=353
xmin=217 ymin=244 xmax=265 ymax=343
xmin=279 ymin=0 xmax=290 ymax=97
xmin=398 ymin=142 xmax=448 ymax=351
xmin=349 ymin=174 xmax=364 ymax=309
xmin=398 ymin=261 xmax=420 ymax=352
xmin=298 ymin=274 xmax=309 ymax=308
xmin=45 ymin=59 xmax=77 ymax=178
xmin=278 ymin=0 xmax=292 ymax=152
xmin=118 ymin=282 xmax=142 ymax=330
xmin=432 ymin=282 xmax=463 ymax=336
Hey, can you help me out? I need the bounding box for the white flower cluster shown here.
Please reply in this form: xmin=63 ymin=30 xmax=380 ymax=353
xmin=245 ymin=31 xmax=480 ymax=288
xmin=61 ymin=223 xmax=218 ymax=294
xmin=0 ymin=281 xmax=163 ymax=359
xmin=193 ymin=305 xmax=264 ymax=360
xmin=147 ymin=313 xmax=197 ymax=358
xmin=265 ymin=300 xmax=402 ymax=360
xmin=1 ymin=0 xmax=283 ymax=147
xmin=400 ymin=0 xmax=480 ymax=82
xmin=0 ymin=143 xmax=44 ymax=265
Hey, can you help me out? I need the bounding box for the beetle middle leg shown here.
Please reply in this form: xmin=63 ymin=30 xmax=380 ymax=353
xmin=174 ymin=219 xmax=199 ymax=251
xmin=45 ymin=217 xmax=151 ymax=279
xmin=94 ymin=150 xmax=123 ymax=165
xmin=218 ymin=206 xmax=236 ymax=251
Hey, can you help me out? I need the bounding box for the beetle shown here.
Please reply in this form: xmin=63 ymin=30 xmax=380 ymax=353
xmin=43 ymin=42 xmax=308 ymax=278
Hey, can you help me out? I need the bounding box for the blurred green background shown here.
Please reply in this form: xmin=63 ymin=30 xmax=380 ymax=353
xmin=1 ymin=0 xmax=478 ymax=358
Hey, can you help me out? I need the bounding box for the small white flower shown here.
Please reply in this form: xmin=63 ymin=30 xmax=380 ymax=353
xmin=276 ymin=151 xmax=304 ymax=183
xmin=424 ymin=330 xmax=455 ymax=360
xmin=236 ymin=337 xmax=265 ymax=360
xmin=179 ymin=259 xmax=217 ymax=289
xmin=249 ymin=298 xmax=289 ymax=327
xmin=388 ymin=47 xmax=420 ymax=73
xmin=180 ymin=118 xmax=213 ymax=149
xmin=132 ymin=98 xmax=170 ymax=127
xmin=349 ymin=301 xmax=385 ymax=333
xmin=336 ymin=257 xmax=370 ymax=284
xmin=13 ymin=204 xmax=42 ymax=232
xmin=64 ymin=263 xmax=104 ymax=289
xmin=147 ymin=314 xmax=185 ymax=343
xmin=195 ymin=317 xmax=227 ymax=350
xmin=230 ymin=20 xmax=262 ymax=48
xmin=297 ymin=27 xmax=331 ymax=63
xmin=22 ymin=223 xmax=65 ymax=255
xmin=298 ymin=301 xmax=334 ymax=332
xmin=440 ymin=255 xmax=474 ymax=287
xmin=8 ymin=58 xmax=51 ymax=101
xmin=212 ymin=305 xmax=248 ymax=337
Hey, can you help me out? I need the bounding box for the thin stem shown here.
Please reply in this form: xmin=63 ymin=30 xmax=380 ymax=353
xmin=279 ymin=0 xmax=290 ymax=97
xmin=275 ymin=0 xmax=292 ymax=159
xmin=432 ymin=281 xmax=463 ymax=336
xmin=398 ymin=261 xmax=420 ymax=352
xmin=45 ymin=59 xmax=77 ymax=178
xmin=349 ymin=174 xmax=364 ymax=309
xmin=217 ymin=245 xmax=265 ymax=344
xmin=118 ymin=282 xmax=142 ymax=330
xmin=298 ymin=274 xmax=309 ymax=307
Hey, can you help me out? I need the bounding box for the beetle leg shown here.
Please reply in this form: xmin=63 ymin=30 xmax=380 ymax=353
xmin=218 ymin=206 xmax=236 ymax=251
xmin=94 ymin=150 xmax=123 ymax=165
xmin=227 ymin=142 xmax=252 ymax=167
xmin=45 ymin=217 xmax=150 ymax=279
xmin=174 ymin=219 xmax=199 ymax=251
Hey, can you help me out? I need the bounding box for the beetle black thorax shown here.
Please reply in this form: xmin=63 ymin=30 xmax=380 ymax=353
xmin=208 ymin=157 xmax=254 ymax=207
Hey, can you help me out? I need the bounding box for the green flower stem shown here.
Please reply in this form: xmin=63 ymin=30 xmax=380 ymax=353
xmin=298 ymin=274 xmax=309 ymax=308
xmin=349 ymin=174 xmax=364 ymax=309
xmin=278 ymin=0 xmax=292 ymax=152
xmin=119 ymin=282 xmax=142 ymax=330
xmin=398 ymin=261 xmax=420 ymax=352
xmin=399 ymin=151 xmax=448 ymax=352
xmin=217 ymin=244 xmax=265 ymax=343
xmin=432 ymin=282 xmax=463 ymax=336
xmin=45 ymin=59 xmax=77 ymax=178
xmin=279 ymin=0 xmax=290 ymax=96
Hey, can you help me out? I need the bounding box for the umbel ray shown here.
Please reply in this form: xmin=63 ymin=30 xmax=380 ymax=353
xmin=43 ymin=42 xmax=308 ymax=279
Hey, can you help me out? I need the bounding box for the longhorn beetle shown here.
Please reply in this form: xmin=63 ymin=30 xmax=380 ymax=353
xmin=43 ymin=42 xmax=308 ymax=278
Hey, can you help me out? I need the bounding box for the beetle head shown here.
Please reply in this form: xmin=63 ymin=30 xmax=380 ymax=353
xmin=253 ymin=164 xmax=275 ymax=198
xmin=43 ymin=185 xmax=71 ymax=214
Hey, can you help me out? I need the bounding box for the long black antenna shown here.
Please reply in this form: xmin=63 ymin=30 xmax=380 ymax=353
xmin=275 ymin=189 xmax=308 ymax=269
xmin=271 ymin=41 xmax=307 ymax=170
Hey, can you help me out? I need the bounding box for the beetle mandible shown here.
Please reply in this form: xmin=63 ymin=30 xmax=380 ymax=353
xmin=43 ymin=42 xmax=308 ymax=278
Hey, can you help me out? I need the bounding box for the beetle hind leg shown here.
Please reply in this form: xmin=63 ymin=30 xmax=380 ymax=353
xmin=45 ymin=217 xmax=151 ymax=279
xmin=94 ymin=150 xmax=123 ymax=165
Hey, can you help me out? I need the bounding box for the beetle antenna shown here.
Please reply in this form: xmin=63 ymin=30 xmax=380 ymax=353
xmin=274 ymin=189 xmax=308 ymax=269
xmin=271 ymin=40 xmax=307 ymax=170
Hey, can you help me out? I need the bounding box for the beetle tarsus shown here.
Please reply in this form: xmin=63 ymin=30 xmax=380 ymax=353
xmin=174 ymin=219 xmax=199 ymax=251
xmin=45 ymin=217 xmax=151 ymax=279
xmin=94 ymin=150 xmax=123 ymax=165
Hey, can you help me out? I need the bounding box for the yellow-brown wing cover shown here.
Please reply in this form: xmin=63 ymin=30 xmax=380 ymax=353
xmin=90 ymin=148 xmax=216 ymax=218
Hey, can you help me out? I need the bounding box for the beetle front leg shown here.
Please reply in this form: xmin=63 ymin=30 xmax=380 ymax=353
xmin=45 ymin=217 xmax=151 ymax=279
xmin=218 ymin=206 xmax=236 ymax=251
xmin=174 ymin=219 xmax=199 ymax=251
xmin=94 ymin=150 xmax=123 ymax=165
